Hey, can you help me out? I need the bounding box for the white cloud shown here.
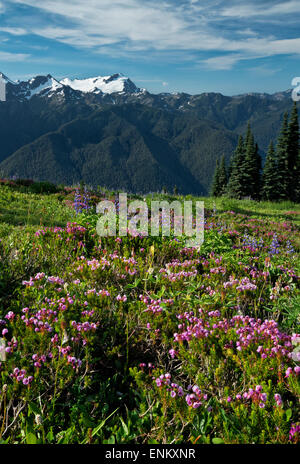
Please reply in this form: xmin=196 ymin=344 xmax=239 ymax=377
xmin=0 ymin=50 xmax=29 ymax=61
xmin=202 ymin=54 xmax=243 ymax=70
xmin=248 ymin=65 xmax=281 ymax=76
xmin=221 ymin=1 xmax=300 ymax=17
xmin=4 ymin=0 xmax=300 ymax=68
xmin=0 ymin=27 xmax=27 ymax=35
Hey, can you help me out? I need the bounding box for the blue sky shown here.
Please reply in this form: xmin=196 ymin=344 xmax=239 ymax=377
xmin=0 ymin=0 xmax=300 ymax=95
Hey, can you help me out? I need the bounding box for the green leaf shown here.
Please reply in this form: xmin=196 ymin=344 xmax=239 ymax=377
xmin=28 ymin=402 xmax=41 ymax=416
xmin=120 ymin=417 xmax=129 ymax=436
xmin=81 ymin=408 xmax=119 ymax=444
xmin=286 ymin=409 xmax=292 ymax=422
xmin=212 ymin=437 xmax=224 ymax=444
xmin=106 ymin=435 xmax=116 ymax=444
xmin=26 ymin=433 xmax=37 ymax=444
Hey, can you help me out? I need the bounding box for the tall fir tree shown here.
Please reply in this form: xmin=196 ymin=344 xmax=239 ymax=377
xmin=211 ymin=159 xmax=220 ymax=196
xmin=226 ymin=135 xmax=247 ymax=199
xmin=262 ymin=140 xmax=278 ymax=201
xmin=287 ymin=102 xmax=299 ymax=201
xmin=243 ymin=123 xmax=262 ymax=199
xmin=276 ymin=112 xmax=289 ymax=201
xmin=210 ymin=155 xmax=228 ymax=196
xmin=218 ymin=155 xmax=228 ymax=196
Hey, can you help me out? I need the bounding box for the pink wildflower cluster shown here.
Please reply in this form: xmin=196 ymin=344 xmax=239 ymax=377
xmin=235 ymin=385 xmax=267 ymax=408
xmin=173 ymin=311 xmax=299 ymax=366
xmin=289 ymin=423 xmax=300 ymax=443
xmin=58 ymin=345 xmax=82 ymax=369
xmin=140 ymin=295 xmax=174 ymax=314
xmin=154 ymin=373 xmax=184 ymax=398
xmin=35 ymin=223 xmax=86 ymax=238
xmin=11 ymin=368 xmax=33 ymax=385
xmin=236 ymin=277 xmax=257 ymax=292
xmin=186 ymin=385 xmax=208 ymax=408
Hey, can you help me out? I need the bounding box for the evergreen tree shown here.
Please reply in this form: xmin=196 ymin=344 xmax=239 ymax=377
xmin=218 ymin=155 xmax=228 ymax=196
xmin=276 ymin=112 xmax=289 ymax=201
xmin=295 ymin=151 xmax=300 ymax=203
xmin=243 ymin=123 xmax=262 ymax=199
xmin=287 ymin=102 xmax=299 ymax=201
xmin=262 ymin=140 xmax=278 ymax=201
xmin=211 ymin=155 xmax=228 ymax=197
xmin=227 ymin=135 xmax=247 ymax=199
xmin=210 ymin=159 xmax=220 ymax=196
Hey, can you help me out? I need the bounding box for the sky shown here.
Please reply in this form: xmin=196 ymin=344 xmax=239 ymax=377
xmin=0 ymin=0 xmax=299 ymax=95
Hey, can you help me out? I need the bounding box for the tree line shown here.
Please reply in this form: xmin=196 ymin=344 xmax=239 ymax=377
xmin=211 ymin=102 xmax=300 ymax=202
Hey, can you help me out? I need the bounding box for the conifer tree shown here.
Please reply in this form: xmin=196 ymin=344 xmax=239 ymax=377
xmin=210 ymin=159 xmax=220 ymax=196
xmin=262 ymin=140 xmax=278 ymax=201
xmin=218 ymin=155 xmax=228 ymax=196
xmin=287 ymin=102 xmax=299 ymax=201
xmin=276 ymin=112 xmax=289 ymax=201
xmin=211 ymin=155 xmax=228 ymax=197
xmin=243 ymin=123 xmax=262 ymax=199
xmin=227 ymin=135 xmax=247 ymax=199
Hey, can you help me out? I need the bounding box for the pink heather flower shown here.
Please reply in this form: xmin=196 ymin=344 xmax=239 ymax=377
xmin=260 ymin=393 xmax=267 ymax=402
xmin=294 ymin=366 xmax=300 ymax=375
xmin=236 ymin=394 xmax=242 ymax=400
xmin=289 ymin=423 xmax=300 ymax=442
xmin=169 ymin=349 xmax=177 ymax=359
xmin=227 ymin=396 xmax=232 ymax=402
xmin=193 ymin=402 xmax=201 ymax=409
xmin=2 ymin=328 xmax=8 ymax=336
xmin=259 ymin=402 xmax=265 ymax=408
xmin=285 ymin=367 xmax=293 ymax=378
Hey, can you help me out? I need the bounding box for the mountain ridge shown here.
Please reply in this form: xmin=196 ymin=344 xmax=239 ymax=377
xmin=0 ymin=71 xmax=297 ymax=195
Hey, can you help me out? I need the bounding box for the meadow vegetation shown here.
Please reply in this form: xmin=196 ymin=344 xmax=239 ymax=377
xmin=0 ymin=179 xmax=299 ymax=444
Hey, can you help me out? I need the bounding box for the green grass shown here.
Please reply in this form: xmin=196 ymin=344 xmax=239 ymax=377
xmin=0 ymin=181 xmax=299 ymax=445
xmin=0 ymin=185 xmax=76 ymax=234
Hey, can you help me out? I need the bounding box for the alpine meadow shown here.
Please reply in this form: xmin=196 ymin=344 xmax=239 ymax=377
xmin=0 ymin=0 xmax=299 ymax=451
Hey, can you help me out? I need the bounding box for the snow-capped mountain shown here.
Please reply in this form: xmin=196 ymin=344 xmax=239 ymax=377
xmin=3 ymin=74 xmax=65 ymax=100
xmin=0 ymin=70 xmax=292 ymax=105
xmin=60 ymin=73 xmax=142 ymax=95
xmin=0 ymin=71 xmax=143 ymax=101
xmin=0 ymin=72 xmax=16 ymax=85
xmin=0 ymin=70 xmax=296 ymax=196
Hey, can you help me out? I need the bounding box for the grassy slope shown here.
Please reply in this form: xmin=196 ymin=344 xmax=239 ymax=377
xmin=0 ymin=182 xmax=299 ymax=444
